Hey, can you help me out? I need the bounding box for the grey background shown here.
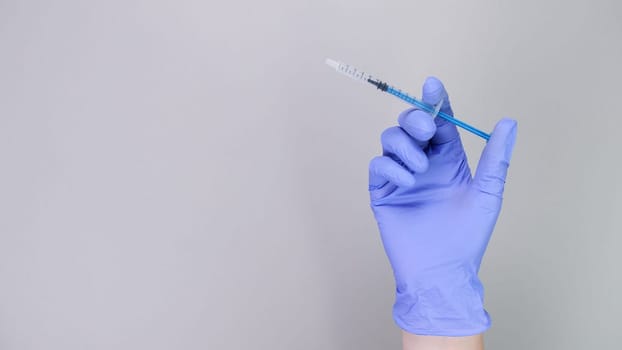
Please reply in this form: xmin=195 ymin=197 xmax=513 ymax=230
xmin=1 ymin=0 xmax=621 ymax=349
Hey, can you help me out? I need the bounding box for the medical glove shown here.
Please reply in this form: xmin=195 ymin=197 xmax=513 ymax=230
xmin=368 ymin=77 xmax=517 ymax=336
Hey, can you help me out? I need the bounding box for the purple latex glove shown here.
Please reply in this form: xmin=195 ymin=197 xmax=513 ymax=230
xmin=368 ymin=77 xmax=517 ymax=336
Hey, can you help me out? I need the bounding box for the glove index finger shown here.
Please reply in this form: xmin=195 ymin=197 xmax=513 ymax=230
xmin=422 ymin=77 xmax=460 ymax=145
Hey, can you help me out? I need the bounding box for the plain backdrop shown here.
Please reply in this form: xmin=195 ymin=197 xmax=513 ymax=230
xmin=1 ymin=0 xmax=621 ymax=349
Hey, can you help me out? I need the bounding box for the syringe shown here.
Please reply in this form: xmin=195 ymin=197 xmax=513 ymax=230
xmin=325 ymin=58 xmax=490 ymax=141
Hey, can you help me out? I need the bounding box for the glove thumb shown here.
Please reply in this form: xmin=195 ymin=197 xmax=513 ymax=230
xmin=472 ymin=118 xmax=518 ymax=198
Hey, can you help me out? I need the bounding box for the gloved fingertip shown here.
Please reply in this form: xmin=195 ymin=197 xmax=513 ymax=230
xmin=424 ymin=76 xmax=443 ymax=89
xmin=400 ymin=174 xmax=416 ymax=187
xmin=387 ymin=169 xmax=416 ymax=188
xmin=491 ymin=118 xmax=518 ymax=163
xmin=494 ymin=117 xmax=518 ymax=132
xmin=415 ymin=158 xmax=429 ymax=174
xmin=398 ymin=109 xmax=436 ymax=141
xmin=472 ymin=117 xmax=518 ymax=197
xmin=422 ymin=76 xmax=446 ymax=104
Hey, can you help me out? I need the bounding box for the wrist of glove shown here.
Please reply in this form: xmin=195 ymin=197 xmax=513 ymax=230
xmin=393 ymin=264 xmax=489 ymax=336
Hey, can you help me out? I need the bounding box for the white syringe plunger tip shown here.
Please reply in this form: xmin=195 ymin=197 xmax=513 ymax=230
xmin=325 ymin=58 xmax=340 ymax=70
xmin=325 ymin=58 xmax=372 ymax=83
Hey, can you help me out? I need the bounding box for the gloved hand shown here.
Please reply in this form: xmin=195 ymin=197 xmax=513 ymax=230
xmin=368 ymin=77 xmax=517 ymax=336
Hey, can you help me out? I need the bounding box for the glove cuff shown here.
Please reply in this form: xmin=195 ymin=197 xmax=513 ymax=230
xmin=392 ymin=266 xmax=490 ymax=336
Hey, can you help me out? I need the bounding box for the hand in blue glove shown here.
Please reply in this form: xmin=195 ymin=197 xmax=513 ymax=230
xmin=369 ymin=77 xmax=517 ymax=336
